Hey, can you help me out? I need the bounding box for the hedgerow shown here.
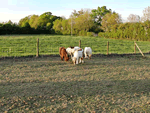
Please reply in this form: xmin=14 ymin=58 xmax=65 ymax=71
xmin=98 ymin=21 xmax=150 ymax=41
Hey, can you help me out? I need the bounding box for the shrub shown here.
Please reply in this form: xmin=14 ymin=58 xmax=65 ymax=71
xmin=98 ymin=32 xmax=105 ymax=37
xmin=79 ymin=30 xmax=87 ymax=36
xmin=87 ymin=32 xmax=94 ymax=37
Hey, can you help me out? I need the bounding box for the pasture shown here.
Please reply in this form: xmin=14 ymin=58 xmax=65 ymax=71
xmin=0 ymin=54 xmax=150 ymax=112
xmin=0 ymin=35 xmax=150 ymax=57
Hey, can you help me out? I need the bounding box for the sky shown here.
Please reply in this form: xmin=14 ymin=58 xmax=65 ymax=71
xmin=0 ymin=0 xmax=150 ymax=23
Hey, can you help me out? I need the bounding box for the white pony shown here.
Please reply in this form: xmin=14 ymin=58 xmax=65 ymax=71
xmin=72 ymin=48 xmax=84 ymax=65
xmin=66 ymin=46 xmax=84 ymax=64
xmin=66 ymin=46 xmax=81 ymax=58
xmin=84 ymin=47 xmax=92 ymax=59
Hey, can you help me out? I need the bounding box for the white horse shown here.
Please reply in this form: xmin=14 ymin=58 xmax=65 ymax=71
xmin=66 ymin=46 xmax=82 ymax=58
xmin=84 ymin=47 xmax=92 ymax=59
xmin=72 ymin=48 xmax=84 ymax=65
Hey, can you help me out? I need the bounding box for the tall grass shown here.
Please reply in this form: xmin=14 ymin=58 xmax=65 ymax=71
xmin=0 ymin=35 xmax=150 ymax=57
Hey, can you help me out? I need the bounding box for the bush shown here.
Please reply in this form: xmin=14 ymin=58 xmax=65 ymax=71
xmin=87 ymin=32 xmax=94 ymax=37
xmin=97 ymin=22 xmax=150 ymax=41
xmin=79 ymin=30 xmax=87 ymax=36
xmin=98 ymin=32 xmax=105 ymax=37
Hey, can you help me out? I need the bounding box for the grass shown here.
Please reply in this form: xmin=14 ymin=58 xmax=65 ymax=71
xmin=0 ymin=35 xmax=150 ymax=57
xmin=0 ymin=54 xmax=150 ymax=112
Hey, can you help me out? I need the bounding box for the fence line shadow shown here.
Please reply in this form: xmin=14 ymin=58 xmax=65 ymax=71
xmin=0 ymin=52 xmax=150 ymax=61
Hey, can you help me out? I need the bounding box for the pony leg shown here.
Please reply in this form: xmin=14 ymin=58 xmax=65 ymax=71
xmin=79 ymin=58 xmax=82 ymax=63
xmin=85 ymin=53 xmax=88 ymax=58
xmin=61 ymin=56 xmax=64 ymax=61
xmin=71 ymin=53 xmax=73 ymax=59
xmin=89 ymin=55 xmax=92 ymax=59
xmin=76 ymin=58 xmax=79 ymax=64
xmin=81 ymin=57 xmax=84 ymax=63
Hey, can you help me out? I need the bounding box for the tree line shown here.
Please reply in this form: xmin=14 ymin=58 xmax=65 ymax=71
xmin=0 ymin=6 xmax=117 ymax=35
xmin=98 ymin=20 xmax=150 ymax=41
xmin=0 ymin=6 xmax=150 ymax=41
xmin=98 ymin=6 xmax=150 ymax=41
xmin=0 ymin=12 xmax=61 ymax=34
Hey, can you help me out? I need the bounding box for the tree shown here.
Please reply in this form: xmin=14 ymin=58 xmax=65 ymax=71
xmin=7 ymin=20 xmax=13 ymax=25
xmin=69 ymin=10 xmax=95 ymax=35
xmin=90 ymin=6 xmax=112 ymax=26
xmin=142 ymin=20 xmax=150 ymax=40
xmin=3 ymin=21 xmax=14 ymax=34
xmin=53 ymin=19 xmax=63 ymax=34
xmin=18 ymin=16 xmax=30 ymax=27
xmin=71 ymin=9 xmax=84 ymax=18
xmin=141 ymin=6 xmax=150 ymax=22
xmin=37 ymin=12 xmax=53 ymax=29
xmin=22 ymin=22 xmax=31 ymax=28
xmin=12 ymin=23 xmax=20 ymax=34
xmin=74 ymin=11 xmax=94 ymax=32
xmin=37 ymin=12 xmax=61 ymax=32
xmin=127 ymin=14 xmax=140 ymax=23
xmin=53 ymin=19 xmax=71 ymax=35
xmin=46 ymin=22 xmax=52 ymax=30
xmin=29 ymin=15 xmax=39 ymax=29
xmin=101 ymin=13 xmax=122 ymax=32
xmin=0 ymin=23 xmax=4 ymax=34
xmin=53 ymin=9 xmax=95 ymax=35
xmin=61 ymin=19 xmax=71 ymax=35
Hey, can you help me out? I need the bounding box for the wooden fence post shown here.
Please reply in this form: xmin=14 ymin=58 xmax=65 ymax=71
xmin=107 ymin=41 xmax=109 ymax=55
xmin=79 ymin=40 xmax=81 ymax=48
xmin=134 ymin=42 xmax=144 ymax=57
xmin=36 ymin=38 xmax=39 ymax=57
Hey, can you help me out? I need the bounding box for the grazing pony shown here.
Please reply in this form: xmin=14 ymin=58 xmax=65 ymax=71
xmin=66 ymin=47 xmax=75 ymax=58
xmin=66 ymin=46 xmax=81 ymax=58
xmin=72 ymin=48 xmax=84 ymax=65
xmin=59 ymin=47 xmax=69 ymax=61
xmin=84 ymin=47 xmax=92 ymax=59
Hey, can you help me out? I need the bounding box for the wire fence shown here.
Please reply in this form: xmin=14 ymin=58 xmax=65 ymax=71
xmin=0 ymin=37 xmax=150 ymax=57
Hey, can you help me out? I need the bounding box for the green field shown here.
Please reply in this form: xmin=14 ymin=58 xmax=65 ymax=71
xmin=0 ymin=55 xmax=150 ymax=112
xmin=0 ymin=35 xmax=150 ymax=112
xmin=0 ymin=35 xmax=150 ymax=57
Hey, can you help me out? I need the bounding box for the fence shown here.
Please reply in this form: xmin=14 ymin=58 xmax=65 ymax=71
xmin=0 ymin=37 xmax=150 ymax=57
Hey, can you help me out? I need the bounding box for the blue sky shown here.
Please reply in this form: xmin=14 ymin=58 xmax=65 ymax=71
xmin=0 ymin=0 xmax=149 ymax=23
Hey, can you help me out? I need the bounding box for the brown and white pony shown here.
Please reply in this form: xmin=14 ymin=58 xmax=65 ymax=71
xmin=59 ymin=47 xmax=69 ymax=61
xmin=72 ymin=48 xmax=84 ymax=65
xmin=66 ymin=46 xmax=81 ymax=58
